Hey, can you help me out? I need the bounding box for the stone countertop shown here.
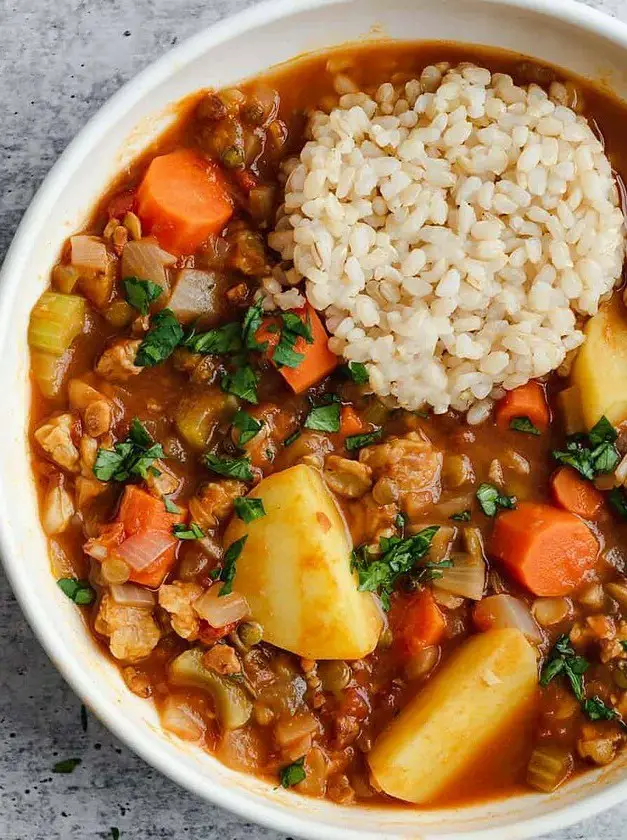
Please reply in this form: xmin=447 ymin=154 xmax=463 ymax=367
xmin=2 ymin=0 xmax=627 ymax=837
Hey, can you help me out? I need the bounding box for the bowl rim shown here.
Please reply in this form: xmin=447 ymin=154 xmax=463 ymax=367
xmin=3 ymin=0 xmax=627 ymax=837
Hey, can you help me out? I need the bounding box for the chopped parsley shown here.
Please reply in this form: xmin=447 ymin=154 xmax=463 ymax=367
xmin=351 ymin=526 xmax=440 ymax=610
xmin=135 ymin=308 xmax=184 ymax=367
xmin=164 ymin=496 xmax=182 ymax=514
xmin=622 ymin=641 xmax=627 ymax=652
xmin=552 ymin=415 xmax=619 ymax=480
xmin=232 ymin=409 xmax=263 ymax=447
xmin=204 ymin=453 xmax=253 ymax=481
xmin=284 ymin=429 xmax=301 ymax=447
xmin=123 ymin=276 xmax=163 ymax=315
xmin=272 ymin=311 xmax=313 ymax=369
xmin=476 ymin=483 xmax=516 ymax=517
xmin=221 ymin=364 xmax=259 ymax=404
xmin=233 ymin=496 xmax=266 ymax=523
xmin=218 ymin=535 xmax=248 ymax=596
xmin=395 ymin=512 xmax=407 ymax=535
xmin=342 ymin=360 xmax=369 ymax=384
xmin=53 ymin=758 xmax=82 ymax=774
xmin=345 ymin=428 xmax=383 ymax=451
xmin=279 ymin=757 xmax=306 ymax=788
xmin=182 ymin=321 xmax=242 ymax=355
xmin=93 ymin=418 xmax=164 ymax=482
xmin=608 ymin=488 xmax=627 ymax=520
xmin=241 ymin=299 xmax=266 ymax=351
xmin=57 ymin=578 xmax=95 ymax=606
xmin=173 ymin=522 xmax=205 ymax=540
xmin=582 ymin=695 xmax=620 ymax=722
xmin=540 ymin=635 xmax=589 ymax=702
xmin=304 ymin=403 xmax=341 ymax=433
xmin=509 ymin=416 xmax=541 ymax=436
xmin=450 ymin=509 xmax=472 ymax=522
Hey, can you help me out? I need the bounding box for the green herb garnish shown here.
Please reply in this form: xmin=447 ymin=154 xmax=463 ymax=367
xmin=123 ymin=276 xmax=163 ymax=315
xmin=218 ymin=535 xmax=248 ymax=596
xmin=173 ymin=522 xmax=205 ymax=540
xmin=345 ymin=428 xmax=383 ymax=451
xmin=279 ymin=757 xmax=306 ymax=788
xmin=57 ymin=578 xmax=95 ymax=606
xmin=164 ymin=496 xmax=182 ymax=514
xmin=53 ymin=758 xmax=82 ymax=774
xmin=608 ymin=488 xmax=627 ymax=519
xmin=582 ymin=695 xmax=620 ymax=722
xmin=242 ymin=299 xmax=266 ymax=351
xmin=450 ymin=510 xmax=471 ymax=522
xmin=540 ymin=635 xmax=589 ymax=702
xmin=272 ymin=311 xmax=313 ymax=369
xmin=135 ymin=308 xmax=184 ymax=367
xmin=476 ymin=483 xmax=516 ymax=517
xmin=395 ymin=512 xmax=407 ymax=535
xmin=509 ymin=416 xmax=541 ymax=436
xmin=284 ymin=429 xmax=301 ymax=447
xmin=552 ymin=415 xmax=619 ymax=480
xmin=232 ymin=409 xmax=263 ymax=447
xmin=221 ymin=364 xmax=259 ymax=404
xmin=589 ymin=415 xmax=617 ymax=446
xmin=234 ymin=497 xmax=266 ymax=523
xmin=182 ymin=321 xmax=242 ymax=355
xmin=204 ymin=453 xmax=253 ymax=481
xmin=304 ymin=403 xmax=341 ymax=433
xmin=93 ymin=418 xmax=164 ymax=482
xmin=342 ymin=361 xmax=369 ymax=384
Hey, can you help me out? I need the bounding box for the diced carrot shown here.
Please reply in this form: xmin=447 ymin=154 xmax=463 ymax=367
xmin=495 ymin=381 xmax=550 ymax=431
xmin=198 ymin=620 xmax=238 ymax=645
xmin=117 ymin=485 xmax=182 ymax=535
xmin=125 ymin=542 xmax=178 ymax=589
xmin=390 ymin=589 xmax=446 ymax=658
xmin=107 ymin=189 xmax=136 ymax=219
xmin=340 ymin=405 xmax=365 ymax=437
xmin=256 ymin=304 xmax=338 ymax=394
xmin=137 ymin=149 xmax=233 ymax=255
xmin=551 ymin=467 xmax=604 ymax=520
xmin=490 ymin=502 xmax=599 ymax=596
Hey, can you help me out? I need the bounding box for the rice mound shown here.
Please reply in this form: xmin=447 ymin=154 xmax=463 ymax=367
xmin=267 ymin=63 xmax=626 ymax=419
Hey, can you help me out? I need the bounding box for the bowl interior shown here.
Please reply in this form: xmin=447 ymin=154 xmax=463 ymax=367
xmin=2 ymin=0 xmax=627 ymax=837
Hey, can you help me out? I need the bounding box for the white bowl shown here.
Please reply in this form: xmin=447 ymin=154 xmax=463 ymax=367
xmin=2 ymin=0 xmax=627 ymax=837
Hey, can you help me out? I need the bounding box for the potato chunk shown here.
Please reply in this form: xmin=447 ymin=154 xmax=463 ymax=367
xmin=572 ymin=297 xmax=627 ymax=429
xmin=224 ymin=464 xmax=382 ymax=660
xmin=367 ymin=628 xmax=538 ymax=804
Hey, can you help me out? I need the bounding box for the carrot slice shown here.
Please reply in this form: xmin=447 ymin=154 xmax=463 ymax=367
xmin=490 ymin=502 xmax=599 ymax=596
xmin=495 ymin=381 xmax=550 ymax=431
xmin=340 ymin=405 xmax=365 ymax=437
xmin=117 ymin=485 xmax=182 ymax=535
xmin=257 ymin=303 xmax=338 ymax=393
xmin=391 ymin=590 xmax=446 ymax=657
xmin=137 ymin=149 xmax=233 ymax=255
xmin=551 ymin=467 xmax=604 ymax=520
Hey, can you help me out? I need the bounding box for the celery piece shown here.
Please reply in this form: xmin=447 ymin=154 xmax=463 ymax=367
xmin=28 ymin=292 xmax=85 ymax=355
xmin=31 ymin=350 xmax=71 ymax=398
xmin=527 ymin=745 xmax=573 ymax=792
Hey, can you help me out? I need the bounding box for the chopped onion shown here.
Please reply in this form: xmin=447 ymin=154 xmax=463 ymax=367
xmin=121 ymin=239 xmax=175 ymax=293
xmin=110 ymin=583 xmax=156 ymax=607
xmin=161 ymin=695 xmax=206 ymax=742
xmin=193 ymin=586 xmax=250 ymax=627
xmin=433 ymin=552 xmax=486 ymax=601
xmin=114 ymin=529 xmax=177 ymax=573
xmin=70 ymin=235 xmax=108 ymax=272
xmin=274 ymin=712 xmax=318 ymax=748
xmin=168 ymin=269 xmax=219 ymax=324
xmin=473 ymin=594 xmax=543 ymax=644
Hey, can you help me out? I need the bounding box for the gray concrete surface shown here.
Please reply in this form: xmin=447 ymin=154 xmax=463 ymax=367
xmin=2 ymin=0 xmax=627 ymax=837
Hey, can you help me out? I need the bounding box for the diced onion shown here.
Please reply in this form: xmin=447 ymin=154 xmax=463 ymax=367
xmin=168 ymin=269 xmax=218 ymax=323
xmin=161 ymin=695 xmax=206 ymax=742
xmin=70 ymin=235 xmax=108 ymax=272
xmin=434 ymin=552 xmax=486 ymax=601
xmin=121 ymin=239 xmax=175 ymax=293
xmin=473 ymin=594 xmax=543 ymax=644
xmin=114 ymin=530 xmax=177 ymax=572
xmin=274 ymin=712 xmax=318 ymax=748
xmin=193 ymin=586 xmax=250 ymax=627
xmin=110 ymin=583 xmax=156 ymax=607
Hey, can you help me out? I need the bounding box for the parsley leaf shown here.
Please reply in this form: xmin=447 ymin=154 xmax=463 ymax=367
xmin=232 ymin=409 xmax=263 ymax=446
xmin=304 ymin=403 xmax=341 ymax=432
xmin=589 ymin=415 xmax=618 ymax=446
xmin=395 ymin=512 xmax=407 ymax=535
xmin=123 ymin=276 xmax=163 ymax=315
xmin=450 ymin=509 xmax=471 ymax=522
xmin=204 ymin=453 xmax=253 ymax=481
xmin=582 ymin=695 xmax=620 ymax=722
xmin=182 ymin=321 xmax=242 ymax=355
xmin=279 ymin=757 xmax=306 ymax=788
xmin=352 ymin=526 xmax=439 ymax=610
xmin=284 ymin=429 xmax=301 ymax=447
xmin=509 ymin=416 xmax=541 ymax=436
xmin=218 ymin=535 xmax=248 ymax=596
xmin=135 ymin=308 xmax=184 ymax=367
xmin=281 ymin=311 xmax=313 ymax=343
xmin=57 ymin=578 xmax=95 ymax=606
xmin=345 ymin=428 xmax=383 ymax=451
xmin=53 ymin=758 xmax=82 ymax=774
xmin=540 ymin=635 xmax=589 ymax=702
xmin=93 ymin=418 xmax=164 ymax=482
xmin=476 ymin=483 xmax=516 ymax=517
xmin=234 ymin=496 xmax=266 ymax=523
xmin=552 ymin=416 xmax=619 ymax=479
xmin=221 ymin=364 xmax=259 ymax=404
xmin=242 ymin=300 xmax=266 ymax=351
xmin=272 ymin=312 xmax=313 ymax=369
xmin=342 ymin=361 xmax=369 ymax=384
xmin=173 ymin=522 xmax=205 ymax=540
xmin=164 ymin=496 xmax=182 ymax=514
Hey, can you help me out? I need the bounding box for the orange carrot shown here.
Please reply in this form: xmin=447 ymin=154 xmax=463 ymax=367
xmin=495 ymin=381 xmax=550 ymax=431
xmin=117 ymin=485 xmax=182 ymax=535
xmin=137 ymin=149 xmax=233 ymax=255
xmin=124 ymin=540 xmax=178 ymax=589
xmin=391 ymin=590 xmax=446 ymax=658
xmin=490 ymin=502 xmax=599 ymax=596
xmin=257 ymin=303 xmax=338 ymax=393
xmin=551 ymin=467 xmax=604 ymax=520
xmin=340 ymin=405 xmax=365 ymax=437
